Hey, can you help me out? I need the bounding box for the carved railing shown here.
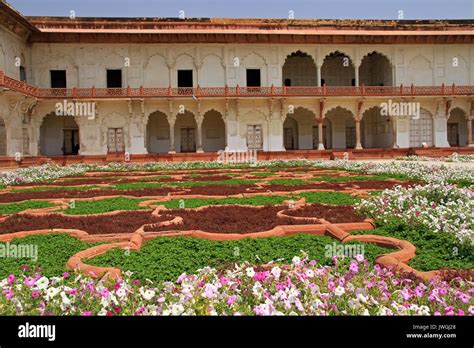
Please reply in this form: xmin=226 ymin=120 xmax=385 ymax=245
xmin=1 ymin=70 xmax=474 ymax=99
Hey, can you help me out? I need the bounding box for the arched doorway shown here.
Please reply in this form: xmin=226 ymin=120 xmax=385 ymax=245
xmin=447 ymin=108 xmax=468 ymax=147
xmin=146 ymin=111 xmax=170 ymax=154
xmin=202 ymin=110 xmax=226 ymax=152
xmin=409 ymin=109 xmax=433 ymax=148
xmin=361 ymin=107 xmax=394 ymax=148
xmin=282 ymin=51 xmax=318 ymax=86
xmin=359 ymin=52 xmax=393 ymax=86
xmin=0 ymin=118 xmax=6 ymax=155
xmin=40 ymin=113 xmax=80 ymax=156
xmin=325 ymin=107 xmax=355 ymax=149
xmin=283 ymin=116 xmax=298 ymax=150
xmin=321 ymin=52 xmax=355 ymax=86
xmin=174 ymin=111 xmax=197 ymax=153
xmin=283 ymin=107 xmax=315 ymax=150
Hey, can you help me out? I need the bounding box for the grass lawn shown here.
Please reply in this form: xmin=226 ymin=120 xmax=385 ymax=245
xmin=0 ymin=200 xmax=55 ymax=214
xmin=63 ymin=197 xmax=149 ymax=215
xmin=351 ymin=222 xmax=474 ymax=271
xmin=89 ymin=234 xmax=393 ymax=282
xmin=0 ymin=234 xmax=98 ymax=278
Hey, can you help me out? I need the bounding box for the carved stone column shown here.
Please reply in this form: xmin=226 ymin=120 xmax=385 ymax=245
xmin=167 ymin=99 xmax=176 ymax=153
xmin=317 ymin=99 xmax=325 ymax=150
xmin=355 ymin=100 xmax=363 ymax=149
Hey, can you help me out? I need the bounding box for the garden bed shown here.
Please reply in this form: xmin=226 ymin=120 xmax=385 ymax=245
xmin=145 ymin=205 xmax=319 ymax=234
xmin=282 ymin=204 xmax=365 ymax=223
xmin=0 ymin=211 xmax=166 ymax=235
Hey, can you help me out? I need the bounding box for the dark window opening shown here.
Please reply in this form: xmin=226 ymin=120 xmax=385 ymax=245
xmin=19 ymin=66 xmax=26 ymax=82
xmin=284 ymin=79 xmax=291 ymax=87
xmin=107 ymin=70 xmax=123 ymax=88
xmin=50 ymin=70 xmax=67 ymax=88
xmin=177 ymin=70 xmax=193 ymax=87
xmin=351 ymin=78 xmax=356 ymax=86
xmin=246 ymin=69 xmax=261 ymax=87
xmin=321 ymin=79 xmax=325 ymax=86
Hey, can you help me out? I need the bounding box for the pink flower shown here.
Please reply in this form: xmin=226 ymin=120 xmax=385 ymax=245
xmin=62 ymin=272 xmax=70 ymax=279
xmin=177 ymin=273 xmax=187 ymax=283
xmin=254 ymin=272 xmax=268 ymax=282
xmin=24 ymin=277 xmax=36 ymax=287
xmin=220 ymin=277 xmax=229 ymax=286
xmin=227 ymin=295 xmax=236 ymax=306
xmin=7 ymin=274 xmax=15 ymax=285
xmin=135 ymin=306 xmax=145 ymax=315
xmin=2 ymin=289 xmax=14 ymax=300
xmin=81 ymin=311 xmax=92 ymax=316
xmin=31 ymin=290 xmax=40 ymax=298
xmin=99 ymin=288 xmax=109 ymax=299
xmin=349 ymin=260 xmax=359 ymax=274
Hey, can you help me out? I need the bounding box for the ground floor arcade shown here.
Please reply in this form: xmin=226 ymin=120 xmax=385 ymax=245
xmin=0 ymin=96 xmax=473 ymax=158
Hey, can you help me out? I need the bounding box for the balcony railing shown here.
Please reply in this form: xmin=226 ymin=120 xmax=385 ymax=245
xmin=1 ymin=70 xmax=474 ymax=99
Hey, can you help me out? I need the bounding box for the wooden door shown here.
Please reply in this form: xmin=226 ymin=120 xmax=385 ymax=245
xmin=180 ymin=128 xmax=196 ymax=152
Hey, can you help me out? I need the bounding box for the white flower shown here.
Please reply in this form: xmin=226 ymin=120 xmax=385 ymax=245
xmin=271 ymin=266 xmax=281 ymax=280
xmin=45 ymin=287 xmax=59 ymax=300
xmin=246 ymin=267 xmax=255 ymax=278
xmin=140 ymin=288 xmax=155 ymax=301
xmin=116 ymin=288 xmax=127 ymax=298
xmin=170 ymin=304 xmax=184 ymax=315
xmin=292 ymin=256 xmax=301 ymax=265
xmin=35 ymin=277 xmax=49 ymax=290
xmin=306 ymin=269 xmax=315 ymax=278
xmin=334 ymin=286 xmax=345 ymax=297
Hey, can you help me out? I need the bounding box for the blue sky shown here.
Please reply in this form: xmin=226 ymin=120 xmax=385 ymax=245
xmin=7 ymin=0 xmax=474 ymax=19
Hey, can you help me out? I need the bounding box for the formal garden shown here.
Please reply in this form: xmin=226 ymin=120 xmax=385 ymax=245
xmin=0 ymin=158 xmax=472 ymax=315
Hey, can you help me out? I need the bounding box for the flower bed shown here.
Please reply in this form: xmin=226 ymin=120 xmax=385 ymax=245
xmin=356 ymin=183 xmax=474 ymax=245
xmin=396 ymin=154 xmax=474 ymax=163
xmin=1 ymin=255 xmax=471 ymax=316
xmin=2 ymin=159 xmax=472 ymax=187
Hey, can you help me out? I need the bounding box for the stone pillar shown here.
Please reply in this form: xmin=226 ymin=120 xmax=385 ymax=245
xmin=196 ymin=117 xmax=203 ymax=153
xmin=168 ymin=117 xmax=176 ymax=153
xmin=317 ymin=99 xmax=325 ymax=150
xmin=355 ymin=118 xmax=362 ymax=149
xmin=316 ymin=65 xmax=322 ymax=87
xmin=354 ymin=64 xmax=360 ymax=87
xmin=317 ymin=118 xmax=325 ymax=150
xmin=355 ymin=100 xmax=363 ymax=149
xmin=468 ymin=118 xmax=474 ymax=147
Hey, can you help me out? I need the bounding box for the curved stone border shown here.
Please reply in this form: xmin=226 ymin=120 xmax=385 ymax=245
xmin=0 ymin=175 xmax=470 ymax=282
xmin=3 ymin=201 xmax=470 ymax=282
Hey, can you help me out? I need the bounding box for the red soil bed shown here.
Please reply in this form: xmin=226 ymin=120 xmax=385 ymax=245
xmin=0 ymin=187 xmax=180 ymax=203
xmin=184 ymin=175 xmax=235 ymax=181
xmin=144 ymin=205 xmax=318 ymax=234
xmin=282 ymin=204 xmax=366 ymax=223
xmin=185 ymin=184 xmax=262 ymax=195
xmin=0 ymin=211 xmax=166 ymax=235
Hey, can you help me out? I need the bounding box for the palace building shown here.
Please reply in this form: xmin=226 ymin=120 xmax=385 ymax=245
xmin=0 ymin=0 xmax=474 ymax=164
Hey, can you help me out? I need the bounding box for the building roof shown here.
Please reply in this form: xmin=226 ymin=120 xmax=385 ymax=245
xmin=1 ymin=1 xmax=474 ymax=44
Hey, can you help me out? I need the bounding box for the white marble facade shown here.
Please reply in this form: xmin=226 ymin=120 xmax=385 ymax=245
xmin=1 ymin=23 xmax=474 ymax=157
